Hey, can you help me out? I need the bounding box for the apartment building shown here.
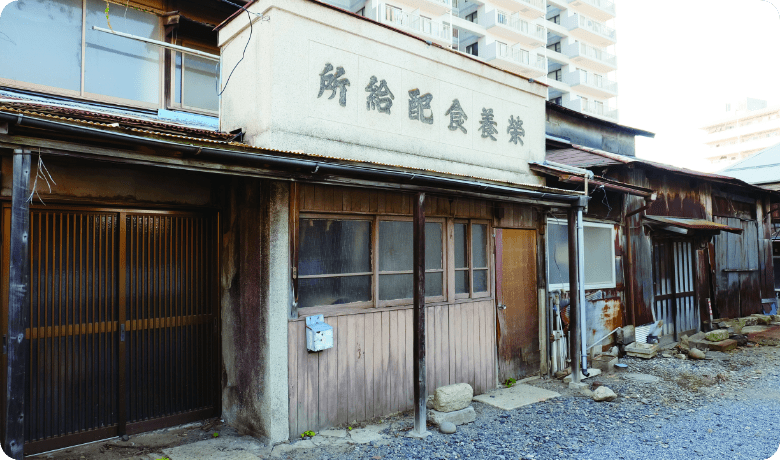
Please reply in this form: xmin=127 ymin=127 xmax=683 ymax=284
xmin=327 ymin=0 xmax=618 ymax=122
xmin=701 ymin=98 xmax=780 ymax=171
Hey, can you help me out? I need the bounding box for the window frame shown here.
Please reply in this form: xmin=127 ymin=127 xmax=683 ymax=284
xmin=167 ymin=39 xmax=220 ymax=116
xmin=0 ymin=0 xmax=165 ymax=111
xmin=546 ymin=218 xmax=616 ymax=291
xmin=296 ymin=213 xmax=492 ymax=315
xmin=453 ymin=219 xmax=492 ymax=301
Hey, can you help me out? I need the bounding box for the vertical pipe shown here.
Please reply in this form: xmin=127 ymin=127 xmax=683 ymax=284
xmin=412 ymin=192 xmax=427 ymax=437
xmin=4 ymin=151 xmax=31 ymax=459
xmin=577 ymin=208 xmax=587 ymax=375
xmin=566 ymin=206 xmax=581 ymax=384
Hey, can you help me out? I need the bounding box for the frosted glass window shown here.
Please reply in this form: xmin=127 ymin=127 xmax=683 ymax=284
xmin=84 ymin=0 xmax=161 ymax=103
xmin=473 ymin=270 xmax=488 ymax=293
xmin=182 ymin=54 xmax=219 ymax=112
xmin=174 ymin=52 xmax=182 ymax=104
xmin=455 ymin=270 xmax=469 ymax=295
xmin=378 ymin=221 xmax=444 ymax=301
xmin=299 ymin=219 xmax=371 ymax=276
xmin=472 ymin=224 xmax=487 ymax=268
xmin=454 ymin=223 xmax=467 ymax=268
xmin=0 ymin=0 xmax=82 ymax=91
xmin=547 ymin=221 xmax=615 ymax=288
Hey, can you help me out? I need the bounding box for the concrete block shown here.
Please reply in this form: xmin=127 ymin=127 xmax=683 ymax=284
xmin=473 ymin=384 xmax=560 ymax=410
xmin=591 ymin=355 xmax=618 ymax=374
xmin=705 ymin=329 xmax=729 ymax=342
xmin=427 ymin=406 xmax=476 ymax=426
xmin=564 ymin=368 xmax=601 ymax=383
xmin=625 ymin=341 xmax=659 ymax=359
xmin=432 ymin=383 xmax=473 ymax=412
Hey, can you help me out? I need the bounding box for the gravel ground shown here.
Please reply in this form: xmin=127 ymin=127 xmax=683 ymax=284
xmin=300 ymin=344 xmax=780 ymax=460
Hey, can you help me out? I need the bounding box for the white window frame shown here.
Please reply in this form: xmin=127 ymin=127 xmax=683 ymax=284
xmin=546 ymin=218 xmax=616 ymax=291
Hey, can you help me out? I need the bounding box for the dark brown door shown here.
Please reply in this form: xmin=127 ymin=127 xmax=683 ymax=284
xmin=495 ymin=228 xmax=539 ymax=383
xmin=4 ymin=207 xmax=219 ymax=454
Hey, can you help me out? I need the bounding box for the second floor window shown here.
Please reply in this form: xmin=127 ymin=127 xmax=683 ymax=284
xmin=547 ymin=42 xmax=561 ymax=53
xmin=466 ymin=42 xmax=478 ymax=57
xmin=465 ymin=11 xmax=477 ymax=23
xmin=548 ymin=69 xmax=562 ymax=81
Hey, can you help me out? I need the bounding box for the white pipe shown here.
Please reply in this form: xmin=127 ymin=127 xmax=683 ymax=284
xmin=577 ymin=207 xmax=588 ymax=376
xmin=92 ymin=26 xmax=220 ymax=61
xmin=585 ymin=327 xmax=622 ymax=352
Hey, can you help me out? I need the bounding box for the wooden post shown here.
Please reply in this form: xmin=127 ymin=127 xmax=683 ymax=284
xmin=567 ymin=205 xmax=582 ymax=385
xmin=4 ymin=151 xmax=31 ymax=459
xmin=411 ymin=192 xmax=427 ymax=437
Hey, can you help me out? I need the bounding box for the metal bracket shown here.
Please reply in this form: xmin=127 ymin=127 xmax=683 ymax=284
xmin=497 ymin=303 xmax=507 ymax=310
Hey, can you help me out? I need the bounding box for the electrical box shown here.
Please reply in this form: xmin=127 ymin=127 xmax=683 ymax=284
xmin=305 ymin=314 xmax=333 ymax=352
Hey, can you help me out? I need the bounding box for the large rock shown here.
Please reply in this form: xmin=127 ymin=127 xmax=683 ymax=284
xmin=705 ymin=329 xmax=729 ymax=342
xmin=592 ymin=386 xmax=617 ymax=402
xmin=688 ymin=348 xmax=705 ymax=359
xmin=427 ymin=406 xmax=476 ymax=426
xmin=707 ymin=339 xmax=737 ymax=352
xmin=432 ymin=383 xmax=473 ymax=412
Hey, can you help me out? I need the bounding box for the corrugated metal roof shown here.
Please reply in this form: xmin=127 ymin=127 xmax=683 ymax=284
xmin=644 ymin=216 xmax=743 ymax=234
xmin=0 ymin=104 xmax=577 ymax=196
xmin=720 ymin=141 xmax=780 ymax=185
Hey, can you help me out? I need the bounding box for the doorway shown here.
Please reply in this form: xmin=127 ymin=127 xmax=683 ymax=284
xmin=651 ymin=238 xmax=699 ymax=340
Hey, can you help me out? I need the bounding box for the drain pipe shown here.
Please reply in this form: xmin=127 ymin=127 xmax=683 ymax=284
xmin=576 ymin=205 xmax=589 ymax=378
xmin=567 ymin=196 xmax=588 ymax=384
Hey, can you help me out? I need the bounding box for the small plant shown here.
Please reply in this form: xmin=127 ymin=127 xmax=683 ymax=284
xmin=156 ymin=458 xmax=170 ymax=460
xmin=212 ymin=432 xmax=219 ymax=438
xmin=301 ymin=430 xmax=316 ymax=438
xmin=348 ymin=426 xmax=353 ymax=431
xmin=504 ymin=377 xmax=516 ymax=388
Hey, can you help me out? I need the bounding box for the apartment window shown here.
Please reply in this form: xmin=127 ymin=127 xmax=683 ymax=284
xmin=548 ymin=69 xmax=562 ymax=81
xmin=0 ymin=0 xmax=162 ymax=107
xmin=550 ymin=97 xmax=562 ymax=105
xmin=549 ymin=14 xmax=560 ymax=24
xmin=578 ymin=68 xmax=588 ymax=83
xmin=546 ymin=219 xmax=616 ymax=290
xmin=465 ymin=11 xmax=478 ymax=23
xmin=297 ymin=216 xmax=488 ymax=311
xmin=356 ymin=7 xmax=365 ymax=16
xmin=386 ymin=4 xmax=402 ymax=23
xmin=421 ymin=16 xmax=432 ymax=34
xmin=497 ymin=10 xmax=507 ymax=25
xmin=496 ymin=41 xmax=508 ymax=57
xmin=547 ymin=42 xmax=561 ymax=53
xmin=466 ymin=42 xmax=478 ymax=56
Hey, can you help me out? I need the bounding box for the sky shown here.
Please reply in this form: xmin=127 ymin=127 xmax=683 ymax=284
xmin=616 ymin=0 xmax=780 ymax=170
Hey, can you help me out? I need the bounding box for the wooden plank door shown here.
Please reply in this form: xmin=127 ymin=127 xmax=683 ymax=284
xmin=652 ymin=239 xmax=698 ymax=340
xmin=495 ymin=228 xmax=539 ymax=383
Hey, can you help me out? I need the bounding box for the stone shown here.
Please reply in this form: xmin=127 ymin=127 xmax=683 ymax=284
xmin=705 ymin=330 xmax=729 ymax=342
xmin=427 ymin=406 xmax=476 ymax=426
xmin=622 ymin=373 xmax=660 ymax=383
xmin=348 ymin=428 xmax=384 ymax=444
xmin=591 ymin=355 xmax=618 ymax=373
xmin=432 ymin=383 xmax=473 ymax=412
xmin=625 ymin=342 xmax=659 ymax=359
xmin=675 ymin=354 xmax=686 ymax=359
xmin=564 ymin=368 xmax=601 ymax=383
xmin=568 ymin=381 xmax=588 ymax=391
xmin=592 ymin=386 xmax=617 ymax=402
xmin=706 ymin=339 xmax=738 ymax=352
xmin=751 ymin=314 xmax=772 ymax=325
xmin=439 ymin=422 xmax=456 ymax=434
xmin=689 ymin=348 xmax=706 ymax=359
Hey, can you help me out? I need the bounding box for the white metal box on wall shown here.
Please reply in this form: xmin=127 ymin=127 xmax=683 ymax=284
xmin=305 ymin=314 xmax=333 ymax=352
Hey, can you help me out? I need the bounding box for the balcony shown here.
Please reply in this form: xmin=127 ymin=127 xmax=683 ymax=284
xmin=565 ymin=0 xmax=615 ymax=22
xmin=562 ymin=97 xmax=618 ymax=121
xmin=562 ymin=70 xmax=617 ymax=98
xmin=383 ymin=6 xmax=453 ymax=48
xmin=404 ymin=0 xmax=455 ymax=17
xmin=562 ymin=12 xmax=616 ymax=47
xmin=562 ymin=41 xmax=616 ymax=73
xmin=489 ymin=0 xmax=546 ymax=20
xmin=483 ymin=9 xmax=546 ymax=49
xmin=483 ymin=42 xmax=547 ymax=78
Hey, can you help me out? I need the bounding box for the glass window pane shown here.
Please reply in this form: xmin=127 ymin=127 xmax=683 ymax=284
xmin=174 ymin=52 xmax=182 ymax=104
xmin=425 ymin=222 xmax=442 ymax=270
xmin=583 ymin=226 xmax=613 ymax=286
xmin=85 ymin=0 xmax=161 ymax=103
xmin=454 ymin=223 xmax=467 ymax=269
xmin=298 ymin=276 xmax=371 ymax=308
xmin=455 ymin=270 xmax=469 ymax=294
xmin=183 ymin=54 xmax=219 ymax=111
xmin=426 ymin=272 xmax=443 ymax=297
xmin=379 ymin=274 xmax=412 ymax=301
xmin=0 ymin=0 xmax=82 ymax=91
xmin=379 ymin=221 xmax=412 ymax=271
xmin=548 ymin=222 xmax=569 ymax=285
xmin=473 ymin=269 xmax=488 ymax=293
xmin=472 ymin=224 xmax=487 ymax=268
xmin=299 ymin=219 xmax=371 ymax=276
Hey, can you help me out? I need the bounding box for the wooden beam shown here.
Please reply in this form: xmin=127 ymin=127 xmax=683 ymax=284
xmin=412 ymin=192 xmax=427 ymax=436
xmin=4 ymin=151 xmax=30 ymax=459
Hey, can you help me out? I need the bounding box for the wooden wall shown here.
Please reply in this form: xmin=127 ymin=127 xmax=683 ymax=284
xmin=288 ymin=300 xmax=496 ymax=435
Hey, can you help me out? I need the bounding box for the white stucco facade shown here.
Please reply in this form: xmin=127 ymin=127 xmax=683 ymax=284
xmin=218 ymin=0 xmax=550 ymax=186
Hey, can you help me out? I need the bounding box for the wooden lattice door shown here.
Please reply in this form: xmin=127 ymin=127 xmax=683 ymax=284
xmin=2 ymin=207 xmax=219 ymax=454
